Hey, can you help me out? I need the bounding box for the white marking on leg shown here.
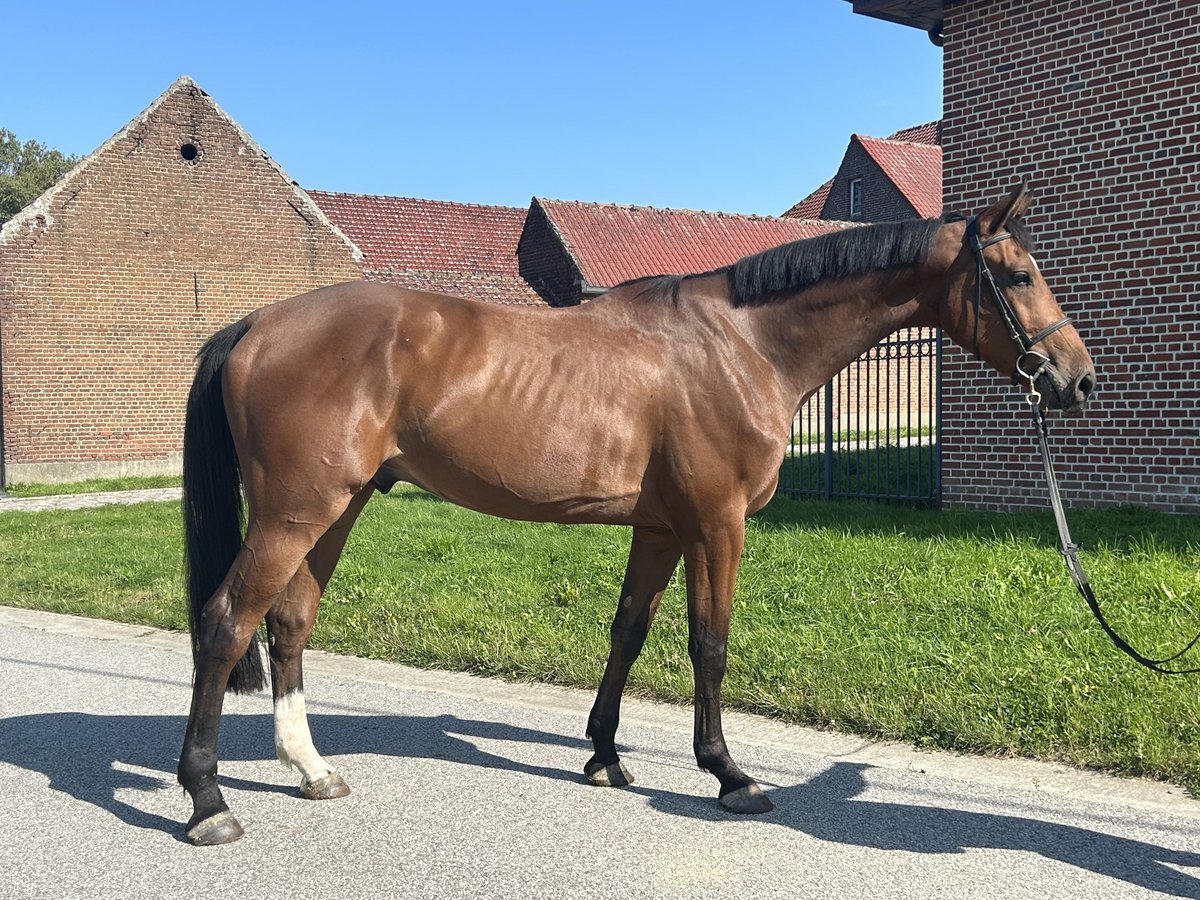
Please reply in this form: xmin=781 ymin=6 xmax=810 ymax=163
xmin=274 ymin=690 xmax=334 ymax=785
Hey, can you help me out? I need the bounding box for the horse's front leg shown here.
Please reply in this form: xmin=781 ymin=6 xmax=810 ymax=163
xmin=585 ymin=526 xmax=681 ymax=787
xmin=684 ymin=519 xmax=774 ymax=814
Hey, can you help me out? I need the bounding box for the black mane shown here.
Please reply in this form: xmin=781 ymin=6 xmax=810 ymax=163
xmin=610 ymin=213 xmax=1037 ymax=308
xmin=727 ymin=218 xmax=944 ymax=307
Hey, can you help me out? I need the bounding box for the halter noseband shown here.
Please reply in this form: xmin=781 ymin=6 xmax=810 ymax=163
xmin=965 ymin=216 xmax=1073 ymax=402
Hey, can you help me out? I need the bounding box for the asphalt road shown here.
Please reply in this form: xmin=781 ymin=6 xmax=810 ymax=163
xmin=1 ymin=605 xmax=1199 ymax=900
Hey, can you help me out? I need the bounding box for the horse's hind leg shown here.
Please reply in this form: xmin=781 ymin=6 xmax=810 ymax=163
xmin=268 ymin=486 xmax=373 ymax=800
xmin=179 ymin=502 xmax=357 ymax=846
xmin=585 ymin=526 xmax=680 ymax=787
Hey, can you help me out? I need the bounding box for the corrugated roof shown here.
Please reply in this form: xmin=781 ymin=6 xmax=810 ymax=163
xmin=535 ymin=199 xmax=853 ymax=289
xmin=854 ymin=135 xmax=943 ymax=219
xmin=307 ymin=190 xmax=544 ymax=304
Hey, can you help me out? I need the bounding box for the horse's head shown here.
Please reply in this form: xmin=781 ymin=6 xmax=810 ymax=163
xmin=940 ymin=183 xmax=1096 ymax=413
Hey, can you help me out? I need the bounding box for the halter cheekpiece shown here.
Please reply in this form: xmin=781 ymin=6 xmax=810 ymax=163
xmin=965 ymin=216 xmax=1072 ymax=404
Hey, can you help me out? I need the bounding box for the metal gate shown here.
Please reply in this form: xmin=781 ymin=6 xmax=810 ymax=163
xmin=777 ymin=328 xmax=941 ymax=505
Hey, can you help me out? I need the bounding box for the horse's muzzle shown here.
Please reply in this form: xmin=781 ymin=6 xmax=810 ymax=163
xmin=1036 ymin=364 xmax=1096 ymax=415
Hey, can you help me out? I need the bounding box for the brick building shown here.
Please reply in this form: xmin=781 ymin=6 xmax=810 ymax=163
xmin=852 ymin=0 xmax=1200 ymax=513
xmin=0 ymin=77 xmax=363 ymax=485
xmin=0 ymin=76 xmax=848 ymax=487
xmin=783 ymin=122 xmax=944 ymax=447
xmin=784 ymin=123 xmax=943 ymax=223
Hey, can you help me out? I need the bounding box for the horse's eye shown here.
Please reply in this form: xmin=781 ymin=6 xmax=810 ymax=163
xmin=1012 ymin=271 xmax=1033 ymax=286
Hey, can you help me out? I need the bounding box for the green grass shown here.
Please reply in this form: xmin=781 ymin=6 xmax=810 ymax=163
xmin=790 ymin=425 xmax=936 ymax=447
xmin=4 ymin=475 xmax=181 ymax=498
xmin=1 ymin=486 xmax=1198 ymax=795
xmin=779 ymin=444 xmax=939 ymax=503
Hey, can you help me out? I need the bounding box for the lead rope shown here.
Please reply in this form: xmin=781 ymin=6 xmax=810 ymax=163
xmin=1023 ymin=377 xmax=1200 ymax=675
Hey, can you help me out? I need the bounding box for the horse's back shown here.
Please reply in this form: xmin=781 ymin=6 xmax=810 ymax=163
xmin=222 ymin=282 xmax=672 ymax=525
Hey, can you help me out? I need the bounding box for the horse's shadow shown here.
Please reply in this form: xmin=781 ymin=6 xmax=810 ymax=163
xmin=2 ymin=711 xmax=1198 ymax=896
xmin=0 ymin=709 xmax=587 ymax=839
xmin=638 ymin=761 xmax=1200 ymax=898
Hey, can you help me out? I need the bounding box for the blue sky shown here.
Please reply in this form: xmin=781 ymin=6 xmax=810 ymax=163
xmin=2 ymin=1 xmax=941 ymax=217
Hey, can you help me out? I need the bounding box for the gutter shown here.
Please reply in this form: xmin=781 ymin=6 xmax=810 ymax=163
xmin=580 ymin=279 xmax=609 ymax=299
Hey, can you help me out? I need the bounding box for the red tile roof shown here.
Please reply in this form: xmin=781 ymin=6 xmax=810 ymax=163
xmin=363 ymin=268 xmax=546 ymax=306
xmin=782 ymin=121 xmax=943 ymax=221
xmin=854 ymin=135 xmax=943 ymax=219
xmin=781 ymin=178 xmax=833 ymax=219
xmin=887 ymin=120 xmax=942 ymax=145
xmin=534 ymin=198 xmax=853 ymax=289
xmin=307 ymin=190 xmax=545 ymax=305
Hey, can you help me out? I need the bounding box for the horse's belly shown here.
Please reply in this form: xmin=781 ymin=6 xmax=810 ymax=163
xmin=378 ymin=444 xmax=647 ymax=525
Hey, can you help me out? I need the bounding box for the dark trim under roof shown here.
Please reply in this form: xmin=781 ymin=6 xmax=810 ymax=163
xmin=846 ymin=0 xmax=946 ymax=32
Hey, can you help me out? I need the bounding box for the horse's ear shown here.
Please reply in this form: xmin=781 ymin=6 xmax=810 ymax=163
xmin=977 ymin=181 xmax=1031 ymax=235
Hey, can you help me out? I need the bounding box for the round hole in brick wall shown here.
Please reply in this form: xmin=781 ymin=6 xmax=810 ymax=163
xmin=179 ymin=142 xmax=200 ymax=162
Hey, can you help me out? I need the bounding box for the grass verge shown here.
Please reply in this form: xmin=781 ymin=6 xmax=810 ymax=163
xmin=1 ymin=486 xmax=1197 ymax=794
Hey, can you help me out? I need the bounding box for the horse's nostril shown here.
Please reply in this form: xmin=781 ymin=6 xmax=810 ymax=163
xmin=1078 ymin=374 xmax=1095 ymax=399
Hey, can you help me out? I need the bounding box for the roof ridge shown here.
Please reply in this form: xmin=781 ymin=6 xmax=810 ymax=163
xmin=535 ymin=196 xmax=794 ymax=222
xmin=896 ymin=118 xmax=940 ymax=129
xmin=307 ymin=189 xmax=527 ymax=214
xmin=856 ymin=133 xmax=943 ymax=149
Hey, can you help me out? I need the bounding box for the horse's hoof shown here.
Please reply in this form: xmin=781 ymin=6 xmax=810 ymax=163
xmin=585 ymin=760 xmax=634 ymax=788
xmin=186 ymin=810 xmax=244 ymax=845
xmin=301 ymin=772 xmax=351 ymax=800
xmin=719 ymin=783 xmax=774 ymax=814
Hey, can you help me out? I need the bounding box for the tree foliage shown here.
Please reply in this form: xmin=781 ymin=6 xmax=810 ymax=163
xmin=0 ymin=129 xmax=79 ymax=224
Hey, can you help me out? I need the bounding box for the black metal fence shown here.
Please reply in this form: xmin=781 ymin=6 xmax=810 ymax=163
xmin=777 ymin=328 xmax=941 ymax=505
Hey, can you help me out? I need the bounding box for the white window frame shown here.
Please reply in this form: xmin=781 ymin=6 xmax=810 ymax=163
xmin=849 ymin=178 xmax=863 ymax=218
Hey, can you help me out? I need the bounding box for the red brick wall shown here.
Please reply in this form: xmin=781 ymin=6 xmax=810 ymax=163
xmin=0 ymin=80 xmax=363 ymax=482
xmin=940 ymin=0 xmax=1200 ymax=513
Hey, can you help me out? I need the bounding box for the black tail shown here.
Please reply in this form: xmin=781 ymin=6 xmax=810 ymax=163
xmin=182 ymin=318 xmax=266 ymax=694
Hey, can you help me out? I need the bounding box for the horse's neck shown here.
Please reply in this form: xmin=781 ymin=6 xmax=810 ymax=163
xmin=744 ymin=269 xmax=938 ymax=407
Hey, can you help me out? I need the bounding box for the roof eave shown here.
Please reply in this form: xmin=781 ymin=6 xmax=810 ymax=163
xmin=845 ymin=0 xmax=947 ymax=32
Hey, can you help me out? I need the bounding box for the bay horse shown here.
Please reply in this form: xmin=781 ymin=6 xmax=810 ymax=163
xmin=178 ymin=183 xmax=1095 ymax=844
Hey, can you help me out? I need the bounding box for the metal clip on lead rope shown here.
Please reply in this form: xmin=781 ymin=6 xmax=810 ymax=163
xmin=1016 ymin=352 xmax=1050 ymax=407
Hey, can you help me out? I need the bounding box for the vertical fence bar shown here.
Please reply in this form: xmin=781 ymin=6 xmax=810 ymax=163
xmin=776 ymin=328 xmax=941 ymax=506
xmin=933 ymin=330 xmax=943 ymax=503
xmin=823 ymin=378 xmax=834 ymax=500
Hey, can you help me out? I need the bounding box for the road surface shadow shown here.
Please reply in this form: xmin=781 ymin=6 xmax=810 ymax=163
xmin=3 ymin=710 xmax=1197 ymax=896
xmin=638 ymin=761 xmax=1200 ymax=898
xmin=0 ymin=710 xmax=586 ymax=840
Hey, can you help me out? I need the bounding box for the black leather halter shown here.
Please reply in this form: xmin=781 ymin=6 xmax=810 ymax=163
xmin=965 ymin=216 xmax=1073 ymax=395
xmin=965 ymin=217 xmax=1200 ymax=674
